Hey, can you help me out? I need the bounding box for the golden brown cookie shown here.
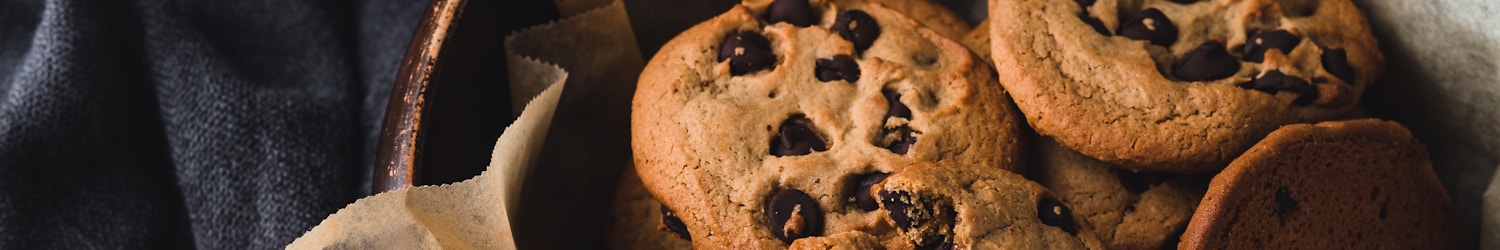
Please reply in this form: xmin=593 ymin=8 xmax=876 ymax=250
xmin=605 ymin=164 xmax=692 ymax=250
xmin=988 ymin=0 xmax=1383 ymax=172
xmin=632 ymin=0 xmax=1023 ymax=247
xmin=1180 ymin=119 xmax=1456 ymax=249
xmin=960 ymin=19 xmax=991 ymax=65
xmin=1028 ymin=137 xmax=1208 ymax=250
xmin=744 ymin=0 xmax=972 ymax=42
xmin=875 ymin=162 xmax=1106 ymax=249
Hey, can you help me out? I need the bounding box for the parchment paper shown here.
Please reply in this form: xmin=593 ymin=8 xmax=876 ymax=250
xmin=287 ymin=0 xmax=640 ymax=248
xmin=286 ymin=71 xmax=564 ymax=249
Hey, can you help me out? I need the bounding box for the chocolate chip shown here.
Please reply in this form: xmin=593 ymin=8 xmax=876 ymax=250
xmin=1321 ymin=47 xmax=1355 ymax=83
xmin=1242 ymin=30 xmax=1301 ymax=62
xmin=882 ymin=89 xmax=911 ymax=119
xmin=1116 ymin=170 xmax=1175 ymax=194
xmin=770 ymin=116 xmax=827 ymax=156
xmin=1119 ymin=8 xmax=1178 ymax=46
xmin=1275 ymin=187 xmax=1299 ymax=217
xmin=878 ymin=90 xmax=916 ymax=154
xmin=1081 ymin=12 xmax=1111 ymax=36
xmin=884 ymin=127 xmax=916 ymax=154
xmin=815 ymin=55 xmax=861 ymax=82
xmin=719 ymin=31 xmax=777 ymax=75
xmin=660 ymin=205 xmax=691 ymax=240
xmin=835 ymin=10 xmax=881 ymax=53
xmin=917 ymin=240 xmax=956 ymax=250
xmin=1037 ymin=198 xmax=1078 ymax=235
xmin=1239 ymin=70 xmax=1317 ymax=105
xmin=1173 ymin=41 xmax=1240 ymax=81
xmin=877 ymin=190 xmax=919 ymax=229
xmin=1074 ymin=0 xmax=1095 ymax=7
xmin=766 ymin=188 xmax=824 ymax=243
xmin=1379 ymin=199 xmax=1389 ymax=219
xmin=853 ymin=173 xmax=889 ymax=211
xmin=766 ymin=0 xmax=815 ymax=27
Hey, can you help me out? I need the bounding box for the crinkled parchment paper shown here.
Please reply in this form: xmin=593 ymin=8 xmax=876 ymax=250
xmin=287 ymin=0 xmax=643 ymax=248
xmin=286 ymin=73 xmax=563 ymax=249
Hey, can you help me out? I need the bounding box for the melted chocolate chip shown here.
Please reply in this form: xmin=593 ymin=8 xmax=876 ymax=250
xmin=1321 ymin=47 xmax=1355 ymax=83
xmin=917 ymin=240 xmax=956 ymax=250
xmin=1379 ymin=199 xmax=1389 ymax=219
xmin=880 ymin=89 xmax=917 ymax=154
xmin=884 ymin=127 xmax=916 ymax=154
xmin=719 ymin=31 xmax=777 ymax=75
xmin=835 ymin=10 xmax=881 ymax=53
xmin=1243 ymin=30 xmax=1301 ymax=62
xmin=766 ymin=188 xmax=824 ymax=243
xmin=1037 ymin=198 xmax=1078 ymax=235
xmin=878 ymin=190 xmax=918 ymax=229
xmin=660 ymin=205 xmax=691 ymax=240
xmin=815 ymin=55 xmax=861 ymax=82
xmin=766 ymin=0 xmax=815 ymax=27
xmin=1116 ymin=170 xmax=1175 ymax=194
xmin=853 ymin=173 xmax=889 ymax=211
xmin=1275 ymin=187 xmax=1299 ymax=217
xmin=1119 ymin=8 xmax=1178 ymax=47
xmin=1173 ymin=41 xmax=1240 ymax=81
xmin=1081 ymin=12 xmax=1111 ymax=36
xmin=770 ymin=116 xmax=827 ymax=156
xmin=1074 ymin=0 xmax=1095 ymax=7
xmin=1239 ymin=70 xmax=1317 ymax=105
xmin=883 ymin=89 xmax=911 ymax=119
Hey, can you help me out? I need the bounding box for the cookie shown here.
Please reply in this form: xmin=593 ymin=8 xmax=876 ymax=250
xmin=787 ymin=231 xmax=886 ymax=250
xmin=1028 ymin=137 xmax=1208 ymax=250
xmin=874 ymin=162 xmax=1105 ymax=249
xmin=631 ymin=0 xmax=1024 ymax=247
xmin=605 ymin=164 xmax=692 ymax=250
xmin=1179 ymin=119 xmax=1456 ymax=249
xmin=745 ymin=0 xmax=973 ymax=42
xmin=959 ymin=20 xmax=991 ymax=66
xmin=988 ymin=0 xmax=1384 ymax=172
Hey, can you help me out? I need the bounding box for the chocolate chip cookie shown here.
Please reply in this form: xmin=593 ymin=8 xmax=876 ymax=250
xmin=1028 ymin=137 xmax=1208 ymax=250
xmin=960 ymin=20 xmax=992 ymax=66
xmin=1180 ymin=119 xmax=1456 ymax=249
xmin=874 ymin=162 xmax=1105 ymax=249
xmin=988 ymin=0 xmax=1383 ymax=172
xmin=605 ymin=164 xmax=691 ymax=250
xmin=631 ymin=0 xmax=1024 ymax=247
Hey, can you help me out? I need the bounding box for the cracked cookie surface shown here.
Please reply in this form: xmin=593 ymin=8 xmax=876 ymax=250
xmin=1028 ymin=137 xmax=1208 ymax=250
xmin=875 ymin=162 xmax=1105 ymax=249
xmin=988 ymin=0 xmax=1382 ymax=172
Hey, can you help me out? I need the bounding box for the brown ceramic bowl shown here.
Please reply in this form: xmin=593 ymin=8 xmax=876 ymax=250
xmin=373 ymin=0 xmax=733 ymax=247
xmin=372 ymin=0 xmax=559 ymax=192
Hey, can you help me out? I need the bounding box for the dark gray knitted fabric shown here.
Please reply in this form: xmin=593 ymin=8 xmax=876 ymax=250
xmin=0 ymin=0 xmax=424 ymax=248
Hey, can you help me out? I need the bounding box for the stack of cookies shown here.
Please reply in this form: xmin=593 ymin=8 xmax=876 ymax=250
xmin=610 ymin=0 xmax=1458 ymax=249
